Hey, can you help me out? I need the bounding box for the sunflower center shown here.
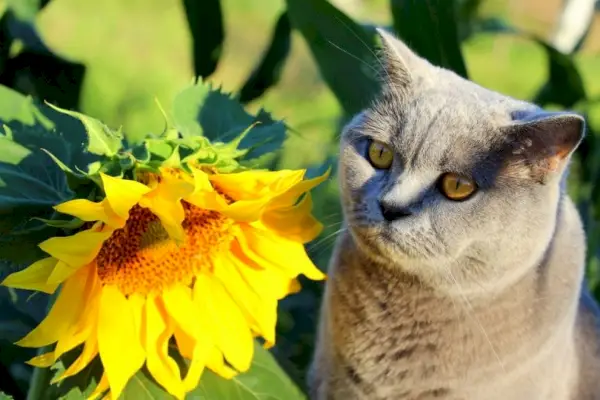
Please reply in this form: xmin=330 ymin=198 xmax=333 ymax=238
xmin=95 ymin=202 xmax=235 ymax=295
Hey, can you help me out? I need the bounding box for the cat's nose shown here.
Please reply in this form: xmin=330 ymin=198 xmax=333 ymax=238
xmin=378 ymin=200 xmax=412 ymax=221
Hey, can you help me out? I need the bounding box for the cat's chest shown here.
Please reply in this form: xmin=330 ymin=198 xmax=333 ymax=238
xmin=331 ymin=296 xmax=463 ymax=390
xmin=328 ymin=280 xmax=576 ymax=400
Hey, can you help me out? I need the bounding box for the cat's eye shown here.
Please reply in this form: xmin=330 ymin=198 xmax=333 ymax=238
xmin=367 ymin=140 xmax=394 ymax=169
xmin=439 ymin=173 xmax=477 ymax=201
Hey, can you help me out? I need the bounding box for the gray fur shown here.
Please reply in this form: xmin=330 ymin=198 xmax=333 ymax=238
xmin=308 ymin=28 xmax=600 ymax=399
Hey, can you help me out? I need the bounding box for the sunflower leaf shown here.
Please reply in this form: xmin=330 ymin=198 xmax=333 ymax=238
xmin=171 ymin=80 xmax=285 ymax=168
xmin=189 ymin=342 xmax=305 ymax=400
xmin=44 ymin=103 xmax=123 ymax=157
xmin=32 ymin=217 xmax=84 ymax=230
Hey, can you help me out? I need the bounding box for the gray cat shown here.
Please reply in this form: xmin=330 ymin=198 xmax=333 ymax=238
xmin=308 ymin=28 xmax=600 ymax=400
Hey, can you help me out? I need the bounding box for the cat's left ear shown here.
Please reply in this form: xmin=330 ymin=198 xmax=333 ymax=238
xmin=503 ymin=111 xmax=585 ymax=182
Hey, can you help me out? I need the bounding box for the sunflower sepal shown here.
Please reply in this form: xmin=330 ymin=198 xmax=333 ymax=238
xmin=31 ymin=217 xmax=85 ymax=231
xmin=44 ymin=103 xmax=124 ymax=158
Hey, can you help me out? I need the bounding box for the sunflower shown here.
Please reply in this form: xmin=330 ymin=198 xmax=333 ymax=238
xmin=1 ymin=166 xmax=328 ymax=399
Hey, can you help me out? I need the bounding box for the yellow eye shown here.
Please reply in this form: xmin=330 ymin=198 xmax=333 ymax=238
xmin=439 ymin=173 xmax=477 ymax=201
xmin=368 ymin=140 xmax=394 ymax=169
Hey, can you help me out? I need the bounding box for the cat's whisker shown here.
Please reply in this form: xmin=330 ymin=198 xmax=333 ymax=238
xmin=330 ymin=14 xmax=405 ymax=103
xmin=308 ymin=227 xmax=348 ymax=254
xmin=325 ymin=40 xmax=379 ymax=75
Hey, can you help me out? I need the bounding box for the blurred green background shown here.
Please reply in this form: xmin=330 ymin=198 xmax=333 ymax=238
xmin=2 ymin=0 xmax=600 ymax=397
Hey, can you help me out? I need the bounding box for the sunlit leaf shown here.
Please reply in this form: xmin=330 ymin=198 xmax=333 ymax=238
xmin=172 ymin=81 xmax=285 ymax=167
xmin=286 ymin=0 xmax=380 ymax=116
xmin=391 ymin=0 xmax=468 ymax=78
xmin=182 ymin=0 xmax=224 ymax=78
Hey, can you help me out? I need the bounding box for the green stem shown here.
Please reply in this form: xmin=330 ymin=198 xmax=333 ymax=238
xmin=26 ymin=347 xmax=52 ymax=400
xmin=26 ymin=291 xmax=59 ymax=400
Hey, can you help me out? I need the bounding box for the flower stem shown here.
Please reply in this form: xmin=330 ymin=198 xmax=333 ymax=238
xmin=26 ymin=348 xmax=53 ymax=400
xmin=26 ymin=291 xmax=59 ymax=400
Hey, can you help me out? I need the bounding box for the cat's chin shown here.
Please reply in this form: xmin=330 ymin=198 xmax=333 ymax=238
xmin=348 ymin=223 xmax=441 ymax=265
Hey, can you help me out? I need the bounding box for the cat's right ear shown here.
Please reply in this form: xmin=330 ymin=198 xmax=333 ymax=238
xmin=375 ymin=28 xmax=432 ymax=94
xmin=501 ymin=111 xmax=585 ymax=183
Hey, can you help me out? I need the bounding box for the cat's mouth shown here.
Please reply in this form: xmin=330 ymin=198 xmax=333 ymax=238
xmin=348 ymin=217 xmax=448 ymax=262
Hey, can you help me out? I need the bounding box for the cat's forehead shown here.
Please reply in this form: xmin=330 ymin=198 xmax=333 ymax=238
xmin=364 ymin=80 xmax=529 ymax=170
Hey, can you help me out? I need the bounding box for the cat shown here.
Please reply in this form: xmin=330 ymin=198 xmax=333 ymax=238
xmin=307 ymin=28 xmax=600 ymax=400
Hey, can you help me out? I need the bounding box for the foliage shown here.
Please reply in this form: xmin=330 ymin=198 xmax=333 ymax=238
xmin=1 ymin=0 xmax=600 ymax=399
xmin=0 ymin=0 xmax=85 ymax=110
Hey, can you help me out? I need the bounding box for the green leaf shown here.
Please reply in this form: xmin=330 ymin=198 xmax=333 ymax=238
xmin=107 ymin=342 xmax=305 ymax=399
xmin=41 ymin=149 xmax=94 ymax=193
xmin=533 ymin=42 xmax=586 ymax=108
xmin=0 ymin=225 xmax=55 ymax=269
xmin=32 ymin=217 xmax=84 ymax=230
xmin=0 ymin=85 xmax=37 ymax=124
xmin=285 ymin=0 xmax=380 ymax=116
xmin=45 ymin=104 xmax=123 ymax=157
xmin=239 ymin=12 xmax=292 ymax=103
xmin=456 ymin=0 xmax=485 ymax=41
xmin=191 ymin=343 xmax=305 ymax=399
xmin=52 ymin=342 xmax=305 ymax=399
xmin=5 ymin=0 xmax=45 ymax=22
xmin=44 ymin=354 xmax=103 ymax=400
xmin=0 ymin=0 xmax=86 ymax=110
xmin=3 ymin=51 xmax=86 ymax=111
xmin=390 ymin=0 xmax=468 ymax=78
xmin=0 ymin=13 xmax=13 ymax=77
xmin=171 ymin=81 xmax=285 ymax=167
xmin=0 ymin=392 xmax=14 ymax=400
xmin=182 ymin=0 xmax=224 ymax=78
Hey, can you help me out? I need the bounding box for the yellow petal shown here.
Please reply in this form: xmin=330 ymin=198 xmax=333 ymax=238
xmin=182 ymin=340 xmax=211 ymax=392
xmin=39 ymin=228 xmax=112 ymax=268
xmin=97 ymin=285 xmax=145 ymax=399
xmin=53 ymin=266 xmax=100 ymax=360
xmin=26 ymin=351 xmax=55 ymax=368
xmin=185 ymin=168 xmax=233 ymax=211
xmin=194 ymin=272 xmax=254 ymax=372
xmin=54 ymin=198 xmax=123 ymax=228
xmin=128 ymin=293 xmax=146 ymax=345
xmin=145 ymin=295 xmax=184 ymax=399
xmin=262 ymin=193 xmax=323 ymax=243
xmin=205 ymin=169 xmax=320 ymax=222
xmin=215 ymin=199 xmax=271 ymax=222
xmin=206 ymin=347 xmax=237 ymax=379
xmin=101 ymin=173 xmax=151 ymax=220
xmin=163 ymin=285 xmax=212 ymax=391
xmin=267 ymin=168 xmax=330 ymax=209
xmin=209 ymin=170 xmax=304 ymax=201
xmin=230 ymin=244 xmax=294 ymax=300
xmin=1 ymin=257 xmax=59 ymax=293
xmin=211 ymin=256 xmax=275 ymax=343
xmin=16 ymin=265 xmax=91 ymax=347
xmin=138 ymin=175 xmax=193 ymax=244
xmin=173 ymin=328 xmax=195 ymax=360
xmin=239 ymin=224 xmax=325 ymax=281
xmin=87 ymin=373 xmax=109 ymax=400
xmin=162 ymin=285 xmax=199 ymax=339
xmin=52 ymin=339 xmax=99 ymax=383
xmin=46 ymin=260 xmax=80 ymax=285
xmin=214 ymin=254 xmax=279 ymax=346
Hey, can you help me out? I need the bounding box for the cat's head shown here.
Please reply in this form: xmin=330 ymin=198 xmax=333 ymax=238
xmin=339 ymin=29 xmax=585 ymax=294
